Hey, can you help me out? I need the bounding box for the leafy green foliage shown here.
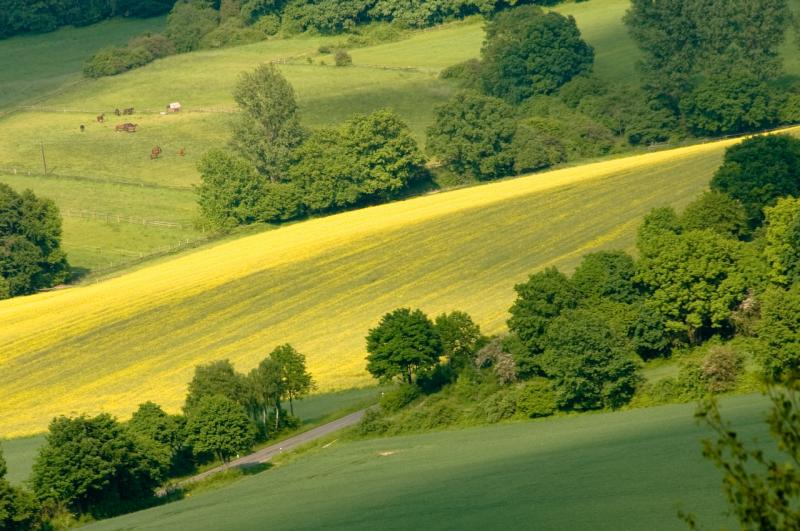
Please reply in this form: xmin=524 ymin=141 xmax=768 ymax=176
xmin=184 ymin=359 xmax=248 ymax=413
xmin=246 ymin=356 xmax=284 ymax=434
xmin=758 ymin=285 xmax=800 ymax=382
xmin=426 ymin=91 xmax=517 ymax=180
xmin=684 ymin=383 xmax=800 ymax=529
xmin=710 ymin=135 xmax=800 ymax=228
xmin=509 ymin=122 xmax=567 ymax=173
xmin=0 ymin=443 xmax=40 ymax=530
xmin=82 ymin=45 xmax=153 ymax=78
xmin=434 ymin=311 xmax=482 ymax=371
xmin=186 ymin=395 xmax=256 ymax=463
xmin=514 ymin=378 xmax=557 ymax=418
xmin=681 ymin=72 xmax=780 ymax=135
xmin=0 ymin=183 xmax=69 ymax=299
xmin=231 ymin=64 xmax=306 ymax=182
xmin=571 ymin=250 xmax=638 ymax=303
xmin=763 ymin=197 xmax=800 ymax=286
xmin=475 ymin=337 xmax=517 ymax=384
xmin=31 ymin=414 xmax=161 ymax=517
xmin=166 ymin=2 xmax=219 ymax=53
xmin=681 ymin=191 xmax=748 ymax=239
xmin=197 ymin=150 xmax=268 ymax=228
xmin=507 ymin=267 xmax=579 ymax=356
xmin=636 ymin=229 xmax=747 ymax=342
xmin=127 ymin=402 xmax=191 ymax=477
xmin=269 ymin=343 xmax=315 ymax=415
xmin=288 ymin=109 xmax=425 ymax=211
xmin=366 ymin=308 xmax=442 ymax=384
xmin=480 ymin=6 xmax=594 ymax=103
xmin=539 ymin=309 xmax=640 ymax=410
xmin=379 ymin=384 xmax=420 ymax=412
xmin=334 ymin=49 xmax=353 ymax=66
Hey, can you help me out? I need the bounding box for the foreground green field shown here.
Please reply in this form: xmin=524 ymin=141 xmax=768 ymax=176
xmin=0 ymin=386 xmax=381 ymax=486
xmin=88 ymin=395 xmax=769 ymax=530
xmin=4 ymin=130 xmax=791 ymax=437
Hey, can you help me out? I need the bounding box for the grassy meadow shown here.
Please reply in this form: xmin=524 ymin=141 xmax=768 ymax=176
xmin=4 ymin=129 xmax=796 ymax=437
xmin=87 ymin=395 xmax=770 ymax=530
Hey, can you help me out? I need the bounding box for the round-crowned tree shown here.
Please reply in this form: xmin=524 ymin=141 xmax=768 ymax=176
xmin=366 ymin=308 xmax=442 ymax=384
xmin=480 ymin=5 xmax=594 ymax=103
xmin=186 ymin=395 xmax=256 ymax=463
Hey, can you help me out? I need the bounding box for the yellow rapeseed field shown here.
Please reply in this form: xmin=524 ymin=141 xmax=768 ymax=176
xmin=2 ymin=129 xmax=797 ymax=436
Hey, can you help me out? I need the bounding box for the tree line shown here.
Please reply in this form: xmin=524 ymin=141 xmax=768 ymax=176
xmin=359 ymin=133 xmax=800 ymax=432
xmin=0 ymin=344 xmax=312 ymax=528
xmin=81 ymin=0 xmax=565 ymax=78
xmin=0 ymin=0 xmax=176 ymax=40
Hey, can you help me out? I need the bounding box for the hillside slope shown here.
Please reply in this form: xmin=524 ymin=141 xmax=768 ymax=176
xmin=3 ymin=130 xmax=797 ymax=437
xmin=87 ymin=395 xmax=769 ymax=530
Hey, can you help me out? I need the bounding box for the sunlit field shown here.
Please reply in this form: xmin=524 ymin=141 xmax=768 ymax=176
xmin=4 ymin=129 xmax=796 ymax=437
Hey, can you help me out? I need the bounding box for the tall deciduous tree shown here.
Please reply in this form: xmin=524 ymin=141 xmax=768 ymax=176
xmin=763 ymin=197 xmax=800 ymax=286
xmin=0 ymin=183 xmax=69 ymax=299
xmin=758 ymin=284 xmax=800 ymax=382
xmin=480 ymin=6 xmax=594 ymax=103
xmin=186 ymin=395 xmax=256 ymax=463
xmin=269 ymin=344 xmax=314 ymax=415
xmin=247 ymin=357 xmax=283 ymax=432
xmin=366 ymin=308 xmax=442 ymax=384
xmin=635 ymin=229 xmax=748 ymax=343
xmin=571 ymin=250 xmax=638 ymax=303
xmin=680 ymin=191 xmax=748 ymax=239
xmin=710 ymin=134 xmax=800 ymax=228
xmin=434 ymin=311 xmax=483 ymax=371
xmin=507 ymin=267 xmax=579 ymax=358
xmin=231 ymin=64 xmax=305 ymax=182
xmin=539 ymin=309 xmax=640 ymax=410
xmin=426 ymin=91 xmax=517 ymax=180
xmin=184 ymin=359 xmax=248 ymax=413
xmin=31 ymin=414 xmax=161 ymax=517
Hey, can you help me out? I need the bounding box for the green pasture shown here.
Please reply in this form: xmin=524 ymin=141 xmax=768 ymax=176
xmin=88 ymin=394 xmax=771 ymax=530
xmin=3 ymin=0 xmax=797 ymax=272
xmin=0 ymin=17 xmax=166 ymax=112
xmin=0 ymin=386 xmax=381 ymax=486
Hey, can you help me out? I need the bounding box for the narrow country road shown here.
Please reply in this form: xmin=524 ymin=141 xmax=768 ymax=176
xmin=179 ymin=409 xmax=367 ymax=486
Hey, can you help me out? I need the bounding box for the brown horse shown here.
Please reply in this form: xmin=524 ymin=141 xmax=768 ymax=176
xmin=114 ymin=108 xmax=121 ymax=116
xmin=115 ymin=123 xmax=137 ymax=132
xmin=178 ymin=147 xmax=185 ymax=157
xmin=150 ymin=146 xmax=162 ymax=159
xmin=123 ymin=107 xmax=134 ymax=115
xmin=96 ymin=113 xmax=105 ymax=123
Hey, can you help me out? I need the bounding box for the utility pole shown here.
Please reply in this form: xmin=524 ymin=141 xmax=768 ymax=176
xmin=40 ymin=142 xmax=47 ymax=175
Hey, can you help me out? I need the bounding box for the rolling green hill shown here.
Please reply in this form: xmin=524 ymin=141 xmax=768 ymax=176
xmin=4 ymin=129 xmax=794 ymax=437
xmin=86 ymin=395 xmax=769 ymax=530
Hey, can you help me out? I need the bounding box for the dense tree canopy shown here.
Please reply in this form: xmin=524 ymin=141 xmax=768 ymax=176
xmin=571 ymin=251 xmax=638 ymax=304
xmin=426 ymin=92 xmax=517 ymax=180
xmin=0 ymin=183 xmax=69 ymax=299
xmin=507 ymin=267 xmax=579 ymax=357
xmin=184 ymin=359 xmax=248 ymax=413
xmin=636 ymin=228 xmax=748 ymax=342
xmin=186 ymin=395 xmax=256 ymax=463
xmin=680 ymin=191 xmax=748 ymax=239
xmin=480 ymin=6 xmax=593 ymax=103
xmin=31 ymin=414 xmax=162 ymax=517
xmin=366 ymin=308 xmax=442 ymax=384
xmin=0 ymin=444 xmax=39 ymax=531
xmin=540 ymin=309 xmax=640 ymax=410
xmin=710 ymin=135 xmax=800 ymax=228
xmin=231 ymin=64 xmax=306 ymax=181
xmin=434 ymin=311 xmax=483 ymax=371
xmin=758 ymin=284 xmax=800 ymax=382
xmin=269 ymin=343 xmax=314 ymax=415
xmin=763 ymin=197 xmax=800 ymax=287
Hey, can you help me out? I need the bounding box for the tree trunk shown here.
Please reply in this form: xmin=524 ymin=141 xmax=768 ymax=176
xmin=289 ymin=392 xmax=294 ymax=416
xmin=274 ymin=407 xmax=280 ymax=432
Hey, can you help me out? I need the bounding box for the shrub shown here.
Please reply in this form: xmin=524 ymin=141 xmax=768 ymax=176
xmin=127 ymin=33 xmax=176 ymax=59
xmin=515 ymin=379 xmax=557 ymax=418
xmin=700 ymin=345 xmax=744 ymax=393
xmin=511 ymin=122 xmax=567 ymax=173
xmin=254 ymin=14 xmax=281 ymax=36
xmin=83 ymin=46 xmax=152 ymax=78
xmin=200 ymin=19 xmax=265 ymax=49
xmin=166 ymin=3 xmax=219 ymax=53
xmin=356 ymin=408 xmax=390 ymax=436
xmin=334 ymin=49 xmax=353 ymax=66
xmin=379 ymin=384 xmax=421 ymax=412
xmin=439 ymin=59 xmax=482 ymax=90
xmin=476 ymin=390 xmax=517 ymax=423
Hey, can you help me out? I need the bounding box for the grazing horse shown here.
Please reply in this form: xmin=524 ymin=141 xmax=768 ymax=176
xmin=114 ymin=108 xmax=121 ymax=116
xmin=80 ymin=124 xmax=85 ymax=132
xmin=123 ymin=107 xmax=134 ymax=115
xmin=115 ymin=123 xmax=137 ymax=132
xmin=178 ymin=147 xmax=185 ymax=157
xmin=96 ymin=113 xmax=105 ymax=123
xmin=151 ymin=146 xmax=162 ymax=159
